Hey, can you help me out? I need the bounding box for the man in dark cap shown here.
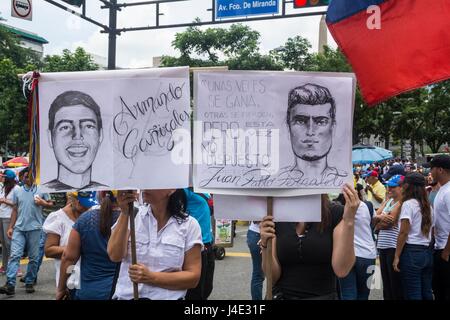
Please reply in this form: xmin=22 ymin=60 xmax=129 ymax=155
xmin=423 ymin=154 xmax=450 ymax=300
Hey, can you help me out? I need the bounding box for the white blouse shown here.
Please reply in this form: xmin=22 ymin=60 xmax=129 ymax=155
xmin=42 ymin=209 xmax=81 ymax=287
xmin=113 ymin=205 xmax=202 ymax=300
xmin=400 ymin=199 xmax=434 ymax=246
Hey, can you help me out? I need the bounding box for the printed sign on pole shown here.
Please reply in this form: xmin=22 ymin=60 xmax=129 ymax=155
xmin=216 ymin=0 xmax=279 ymax=19
xmin=11 ymin=0 xmax=32 ymax=21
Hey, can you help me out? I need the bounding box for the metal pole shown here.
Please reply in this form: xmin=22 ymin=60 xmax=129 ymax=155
xmin=43 ymin=0 xmax=109 ymax=30
xmin=156 ymin=3 xmax=160 ymax=27
xmin=108 ymin=0 xmax=118 ymax=70
xmin=265 ymin=197 xmax=273 ymax=300
xmin=129 ymin=202 xmax=139 ymax=300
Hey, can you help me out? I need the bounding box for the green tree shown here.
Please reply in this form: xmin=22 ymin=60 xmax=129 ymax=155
xmin=423 ymin=80 xmax=450 ymax=153
xmin=270 ymin=35 xmax=313 ymax=71
xmin=391 ymin=89 xmax=427 ymax=159
xmin=0 ymin=22 xmax=41 ymax=155
xmin=0 ymin=24 xmax=41 ymax=69
xmin=161 ymin=23 xmax=281 ymax=71
xmin=43 ymin=47 xmax=99 ymax=72
xmin=0 ymin=58 xmax=29 ymax=155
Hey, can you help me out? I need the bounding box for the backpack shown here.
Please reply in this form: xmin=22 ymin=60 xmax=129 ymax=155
xmin=364 ymin=200 xmax=377 ymax=241
xmin=364 ymin=200 xmax=374 ymax=219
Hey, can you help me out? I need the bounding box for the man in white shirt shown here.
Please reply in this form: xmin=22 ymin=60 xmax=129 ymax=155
xmin=424 ymin=154 xmax=450 ymax=300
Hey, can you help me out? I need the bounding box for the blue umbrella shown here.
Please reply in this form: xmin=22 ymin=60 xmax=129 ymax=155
xmin=352 ymin=144 xmax=393 ymax=165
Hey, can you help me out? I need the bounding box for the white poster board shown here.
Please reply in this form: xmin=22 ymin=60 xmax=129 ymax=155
xmin=38 ymin=67 xmax=191 ymax=192
xmin=214 ymin=194 xmax=322 ymax=222
xmin=194 ymin=71 xmax=355 ymax=196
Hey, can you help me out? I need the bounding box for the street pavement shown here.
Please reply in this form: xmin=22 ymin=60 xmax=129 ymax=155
xmin=0 ymin=225 xmax=383 ymax=300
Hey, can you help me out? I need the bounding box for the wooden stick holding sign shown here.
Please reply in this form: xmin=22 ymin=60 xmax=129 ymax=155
xmin=128 ymin=201 xmax=139 ymax=300
xmin=265 ymin=196 xmax=273 ymax=300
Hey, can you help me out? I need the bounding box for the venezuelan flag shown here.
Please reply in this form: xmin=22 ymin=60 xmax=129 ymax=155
xmin=327 ymin=0 xmax=450 ymax=105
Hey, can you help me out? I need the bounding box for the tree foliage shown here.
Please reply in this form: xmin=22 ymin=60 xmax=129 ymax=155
xmin=270 ymin=35 xmax=312 ymax=71
xmin=0 ymin=23 xmax=41 ymax=155
xmin=423 ymin=80 xmax=450 ymax=153
xmin=43 ymin=47 xmax=98 ymax=72
xmin=161 ymin=22 xmax=281 ymax=71
xmin=0 ymin=24 xmax=41 ymax=69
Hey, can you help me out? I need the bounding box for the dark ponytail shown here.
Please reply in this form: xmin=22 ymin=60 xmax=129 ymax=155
xmin=403 ymin=184 xmax=432 ymax=237
xmin=99 ymin=191 xmax=115 ymax=238
xmin=4 ymin=177 xmax=16 ymax=197
xmin=318 ymin=194 xmax=332 ymax=233
xmin=168 ymin=189 xmax=188 ymax=223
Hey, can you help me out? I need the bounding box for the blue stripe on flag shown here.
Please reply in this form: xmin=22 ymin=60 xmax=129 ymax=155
xmin=326 ymin=0 xmax=387 ymax=24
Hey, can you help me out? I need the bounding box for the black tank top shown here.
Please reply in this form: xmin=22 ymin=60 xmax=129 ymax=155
xmin=273 ymin=203 xmax=344 ymax=299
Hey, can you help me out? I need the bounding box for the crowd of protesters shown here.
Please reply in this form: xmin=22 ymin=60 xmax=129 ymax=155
xmin=0 ymin=171 xmax=216 ymax=300
xmin=345 ymin=155 xmax=449 ymax=300
xmin=0 ymin=155 xmax=448 ymax=301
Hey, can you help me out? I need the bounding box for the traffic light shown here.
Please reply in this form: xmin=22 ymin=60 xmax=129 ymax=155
xmin=293 ymin=0 xmax=330 ymax=8
xmin=61 ymin=0 xmax=85 ymax=7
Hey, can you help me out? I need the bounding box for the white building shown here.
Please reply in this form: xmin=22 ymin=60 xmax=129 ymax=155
xmin=1 ymin=23 xmax=48 ymax=58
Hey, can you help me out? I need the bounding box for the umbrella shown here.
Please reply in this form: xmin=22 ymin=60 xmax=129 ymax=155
xmin=352 ymin=144 xmax=393 ymax=165
xmin=2 ymin=156 xmax=29 ymax=167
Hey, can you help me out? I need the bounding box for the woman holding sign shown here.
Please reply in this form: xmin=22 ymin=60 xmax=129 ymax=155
xmin=108 ymin=189 xmax=202 ymax=300
xmin=259 ymin=184 xmax=359 ymax=300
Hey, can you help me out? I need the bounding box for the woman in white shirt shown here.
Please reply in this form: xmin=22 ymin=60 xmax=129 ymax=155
xmin=393 ymin=173 xmax=434 ymax=300
xmin=108 ymin=189 xmax=202 ymax=300
xmin=43 ymin=192 xmax=96 ymax=290
xmin=0 ymin=170 xmax=18 ymax=273
xmin=336 ymin=188 xmax=377 ymax=300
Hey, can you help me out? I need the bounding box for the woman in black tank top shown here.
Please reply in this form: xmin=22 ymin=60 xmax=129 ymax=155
xmin=259 ymin=184 xmax=359 ymax=300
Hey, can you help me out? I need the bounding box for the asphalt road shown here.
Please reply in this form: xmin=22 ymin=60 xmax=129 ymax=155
xmin=0 ymin=225 xmax=383 ymax=300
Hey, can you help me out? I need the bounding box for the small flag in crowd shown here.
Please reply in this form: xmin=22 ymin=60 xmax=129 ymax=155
xmin=25 ymin=72 xmax=41 ymax=184
xmin=326 ymin=0 xmax=450 ymax=105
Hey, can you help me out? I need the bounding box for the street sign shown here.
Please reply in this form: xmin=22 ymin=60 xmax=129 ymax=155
xmin=216 ymin=0 xmax=279 ymax=19
xmin=11 ymin=0 xmax=32 ymax=21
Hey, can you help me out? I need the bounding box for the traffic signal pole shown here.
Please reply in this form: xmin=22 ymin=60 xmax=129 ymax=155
xmin=107 ymin=0 xmax=117 ymax=70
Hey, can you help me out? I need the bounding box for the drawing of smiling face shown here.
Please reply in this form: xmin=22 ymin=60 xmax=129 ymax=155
xmin=50 ymin=105 xmax=102 ymax=174
xmin=288 ymin=103 xmax=334 ymax=161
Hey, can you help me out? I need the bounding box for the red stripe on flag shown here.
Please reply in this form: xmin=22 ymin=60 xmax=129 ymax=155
xmin=328 ymin=0 xmax=450 ymax=105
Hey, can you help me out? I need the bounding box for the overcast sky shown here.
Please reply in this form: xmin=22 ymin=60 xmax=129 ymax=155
xmin=1 ymin=0 xmax=336 ymax=68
